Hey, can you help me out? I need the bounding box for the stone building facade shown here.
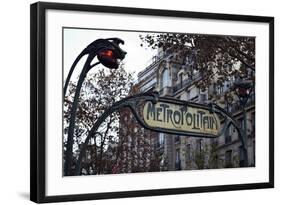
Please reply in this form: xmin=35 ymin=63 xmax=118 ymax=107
xmin=119 ymin=48 xmax=255 ymax=172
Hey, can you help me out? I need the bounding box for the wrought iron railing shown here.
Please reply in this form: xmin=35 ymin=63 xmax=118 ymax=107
xmin=138 ymin=52 xmax=169 ymax=78
xmin=173 ymin=73 xmax=202 ymax=93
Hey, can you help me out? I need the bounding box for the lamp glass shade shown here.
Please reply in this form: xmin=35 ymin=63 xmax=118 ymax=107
xmin=97 ymin=49 xmax=119 ymax=69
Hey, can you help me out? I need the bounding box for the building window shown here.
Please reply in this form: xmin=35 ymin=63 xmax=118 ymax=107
xmin=186 ymin=90 xmax=190 ymax=101
xmin=251 ymin=112 xmax=255 ymax=134
xmin=175 ymin=135 xmax=180 ymax=143
xmin=176 ymin=149 xmax=180 ymax=162
xmin=225 ymin=150 xmax=233 ymax=168
xmin=200 ymin=93 xmax=207 ymax=103
xmin=196 ymin=139 xmax=203 ymax=153
xmin=239 ymin=145 xmax=245 ymax=167
xmin=179 ymin=73 xmax=183 ymax=88
xmin=217 ymin=84 xmax=224 ymax=94
xmin=186 ymin=144 xmax=191 ymax=161
xmin=157 ymin=133 xmax=164 ymax=148
xmin=225 ymin=126 xmax=232 ymax=144
xmin=225 ymin=135 xmax=232 ymax=144
xmin=175 ymin=149 xmax=181 ymax=170
xmin=238 ymin=117 xmax=245 ymax=130
xmin=160 ymin=68 xmax=170 ymax=88
xmin=199 ymin=89 xmax=208 ymax=103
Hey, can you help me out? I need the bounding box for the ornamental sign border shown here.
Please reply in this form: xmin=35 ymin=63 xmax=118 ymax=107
xmin=142 ymin=100 xmax=221 ymax=137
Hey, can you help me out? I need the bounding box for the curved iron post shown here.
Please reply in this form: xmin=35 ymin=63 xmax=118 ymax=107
xmin=209 ymin=103 xmax=248 ymax=166
xmin=63 ymin=49 xmax=87 ymax=96
xmin=65 ymin=45 xmax=119 ymax=175
xmin=64 ymin=52 xmax=95 ymax=176
xmin=74 ymin=92 xmax=159 ymax=175
xmin=217 ymin=118 xmax=231 ymax=137
xmin=64 ymin=38 xmax=127 ymax=176
xmin=210 ymin=104 xmax=244 ymax=144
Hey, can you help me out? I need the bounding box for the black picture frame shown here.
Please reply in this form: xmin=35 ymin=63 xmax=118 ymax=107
xmin=30 ymin=1 xmax=274 ymax=203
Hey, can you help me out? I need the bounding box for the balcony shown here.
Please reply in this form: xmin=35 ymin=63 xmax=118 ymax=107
xmin=159 ymin=86 xmax=173 ymax=96
xmin=138 ymin=52 xmax=169 ymax=79
xmin=173 ymin=73 xmax=202 ymax=93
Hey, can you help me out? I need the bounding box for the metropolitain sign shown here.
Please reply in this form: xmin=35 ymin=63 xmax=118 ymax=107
xmin=143 ymin=101 xmax=221 ymax=136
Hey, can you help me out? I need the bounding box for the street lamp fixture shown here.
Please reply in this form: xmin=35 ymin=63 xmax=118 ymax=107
xmin=64 ymin=38 xmax=126 ymax=96
xmin=97 ymin=49 xmax=119 ymax=69
xmin=64 ymin=37 xmax=126 ymax=176
xmin=233 ymin=79 xmax=253 ymax=167
xmin=86 ymin=38 xmax=126 ymax=68
xmin=234 ymin=80 xmax=253 ymax=106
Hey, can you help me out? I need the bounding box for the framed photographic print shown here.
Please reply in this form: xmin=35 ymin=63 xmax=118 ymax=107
xmin=30 ymin=2 xmax=274 ymax=203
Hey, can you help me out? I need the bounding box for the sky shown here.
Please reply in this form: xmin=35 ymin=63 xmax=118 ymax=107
xmin=63 ymin=28 xmax=157 ymax=82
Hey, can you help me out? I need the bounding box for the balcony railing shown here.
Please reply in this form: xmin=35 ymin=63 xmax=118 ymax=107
xmin=138 ymin=52 xmax=169 ymax=79
xmin=173 ymin=73 xmax=202 ymax=93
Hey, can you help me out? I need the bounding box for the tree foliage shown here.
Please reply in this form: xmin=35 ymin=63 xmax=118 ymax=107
xmin=64 ymin=65 xmax=134 ymax=175
xmin=140 ymin=33 xmax=255 ymax=89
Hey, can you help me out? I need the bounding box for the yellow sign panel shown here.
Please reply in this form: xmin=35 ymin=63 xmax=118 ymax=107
xmin=143 ymin=101 xmax=220 ymax=136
